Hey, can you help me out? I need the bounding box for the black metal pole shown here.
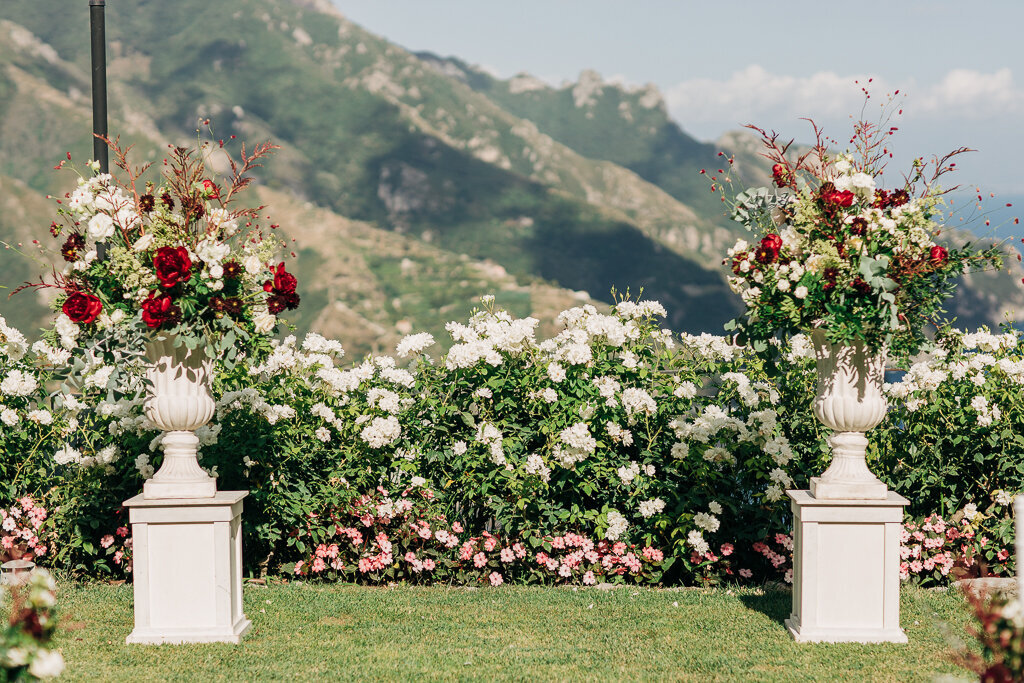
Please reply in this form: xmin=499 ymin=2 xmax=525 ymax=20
xmin=89 ymin=0 xmax=108 ymax=259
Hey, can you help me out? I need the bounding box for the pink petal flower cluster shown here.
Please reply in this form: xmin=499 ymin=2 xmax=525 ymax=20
xmin=898 ymin=513 xmax=1013 ymax=583
xmin=0 ymin=497 xmax=51 ymax=562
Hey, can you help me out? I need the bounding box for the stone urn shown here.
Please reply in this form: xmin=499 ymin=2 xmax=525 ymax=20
xmin=808 ymin=329 xmax=889 ymax=500
xmin=142 ymin=335 xmax=217 ymax=499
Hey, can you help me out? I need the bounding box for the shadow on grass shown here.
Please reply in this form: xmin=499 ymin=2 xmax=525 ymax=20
xmin=738 ymin=588 xmax=792 ymax=627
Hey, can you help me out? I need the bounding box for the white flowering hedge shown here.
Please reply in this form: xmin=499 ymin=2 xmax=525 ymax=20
xmin=0 ymin=300 xmax=1020 ymax=585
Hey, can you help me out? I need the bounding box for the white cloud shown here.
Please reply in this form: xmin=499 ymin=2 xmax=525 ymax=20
xmin=919 ymin=68 xmax=1022 ymax=118
xmin=665 ymin=65 xmax=1023 ymax=136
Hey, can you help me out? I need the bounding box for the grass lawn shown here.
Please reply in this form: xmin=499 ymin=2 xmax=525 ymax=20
xmin=52 ymin=582 xmax=975 ymax=681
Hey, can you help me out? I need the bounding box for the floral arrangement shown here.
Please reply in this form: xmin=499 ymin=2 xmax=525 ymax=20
xmin=717 ymin=98 xmax=1004 ymax=359
xmin=22 ymin=134 xmax=298 ymax=365
xmin=0 ymin=569 xmax=64 ymax=680
xmin=955 ymin=592 xmax=1024 ymax=682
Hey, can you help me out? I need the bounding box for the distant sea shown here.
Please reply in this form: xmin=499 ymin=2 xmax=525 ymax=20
xmin=956 ymin=192 xmax=1023 ymax=243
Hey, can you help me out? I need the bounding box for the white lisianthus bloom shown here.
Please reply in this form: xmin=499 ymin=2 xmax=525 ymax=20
xmin=849 ymin=172 xmax=876 ymax=195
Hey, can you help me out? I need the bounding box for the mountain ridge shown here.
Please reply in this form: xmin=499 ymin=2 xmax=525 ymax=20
xmin=0 ymin=0 xmax=1021 ymax=349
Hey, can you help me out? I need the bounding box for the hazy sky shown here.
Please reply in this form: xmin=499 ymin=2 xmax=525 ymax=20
xmin=331 ymin=0 xmax=1024 ymax=208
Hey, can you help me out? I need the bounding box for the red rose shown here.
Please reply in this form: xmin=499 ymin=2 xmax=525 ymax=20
xmin=929 ymin=245 xmax=948 ymax=265
xmin=822 ymin=189 xmax=855 ymax=207
xmin=62 ymin=292 xmax=103 ymax=324
xmin=141 ymin=291 xmax=182 ymax=329
xmin=200 ymin=179 xmax=220 ymax=199
xmin=272 ymin=262 xmax=298 ymax=295
xmin=771 ymin=163 xmax=790 ymax=188
xmin=761 ymin=234 xmax=782 ymax=252
xmin=152 ymin=246 xmax=193 ymax=289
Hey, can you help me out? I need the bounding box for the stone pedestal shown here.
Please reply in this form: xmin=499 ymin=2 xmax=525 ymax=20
xmin=785 ymin=490 xmax=908 ymax=644
xmin=124 ymin=491 xmax=251 ymax=645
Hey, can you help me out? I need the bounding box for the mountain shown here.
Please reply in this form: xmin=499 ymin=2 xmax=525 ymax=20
xmin=0 ymin=0 xmax=1020 ymax=352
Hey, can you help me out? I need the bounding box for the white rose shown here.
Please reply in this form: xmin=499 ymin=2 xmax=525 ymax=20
xmin=209 ymin=264 xmax=224 ymax=279
xmin=132 ymin=233 xmax=155 ymax=251
xmin=244 ymin=255 xmax=263 ymax=275
xmin=794 ymin=285 xmax=808 ymax=299
xmin=87 ymin=213 xmax=115 ymax=241
xmin=254 ymin=311 xmax=276 ymax=334
xmin=776 ymin=279 xmax=791 ymax=292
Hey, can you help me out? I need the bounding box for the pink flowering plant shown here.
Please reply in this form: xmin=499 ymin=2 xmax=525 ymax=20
xmin=97 ymin=525 xmax=134 ymax=577
xmin=291 ymin=486 xmax=451 ymax=584
xmin=0 ymin=498 xmax=50 ymax=566
xmin=751 ymin=533 xmax=794 ymax=585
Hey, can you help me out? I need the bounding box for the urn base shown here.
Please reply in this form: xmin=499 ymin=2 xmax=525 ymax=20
xmin=144 ymin=478 xmax=217 ymax=500
xmin=810 ymin=476 xmax=888 ymax=501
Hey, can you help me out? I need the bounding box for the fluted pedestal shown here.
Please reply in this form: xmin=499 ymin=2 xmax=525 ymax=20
xmin=143 ymin=336 xmax=217 ymax=500
xmin=810 ymin=331 xmax=889 ymax=501
xmin=124 ymin=492 xmax=250 ymax=645
xmin=786 ymin=490 xmax=908 ymax=643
